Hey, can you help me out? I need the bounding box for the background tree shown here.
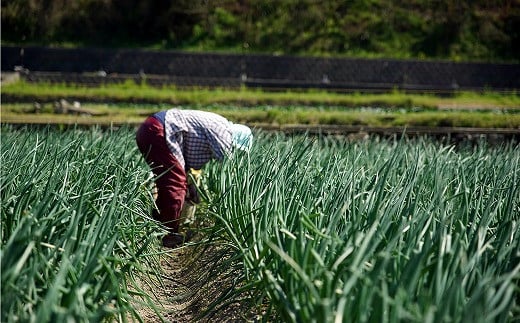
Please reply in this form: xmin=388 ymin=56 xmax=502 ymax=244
xmin=1 ymin=0 xmax=518 ymax=61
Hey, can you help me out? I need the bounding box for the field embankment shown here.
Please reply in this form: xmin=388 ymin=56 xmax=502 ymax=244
xmin=2 ymin=80 xmax=520 ymax=140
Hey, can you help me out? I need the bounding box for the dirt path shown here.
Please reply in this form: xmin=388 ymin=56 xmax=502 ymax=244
xmin=131 ymin=239 xmax=265 ymax=322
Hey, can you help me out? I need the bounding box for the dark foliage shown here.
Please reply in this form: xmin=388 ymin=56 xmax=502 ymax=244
xmin=2 ymin=0 xmax=519 ymax=61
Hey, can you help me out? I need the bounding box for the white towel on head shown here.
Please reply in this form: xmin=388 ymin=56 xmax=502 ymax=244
xmin=229 ymin=123 xmax=253 ymax=152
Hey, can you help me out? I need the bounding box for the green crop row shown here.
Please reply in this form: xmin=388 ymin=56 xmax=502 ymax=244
xmin=202 ymin=132 xmax=520 ymax=322
xmin=0 ymin=126 xmax=164 ymax=322
xmin=2 ymin=124 xmax=519 ymax=322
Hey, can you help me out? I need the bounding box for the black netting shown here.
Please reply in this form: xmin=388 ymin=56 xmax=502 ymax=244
xmin=2 ymin=46 xmax=518 ymax=92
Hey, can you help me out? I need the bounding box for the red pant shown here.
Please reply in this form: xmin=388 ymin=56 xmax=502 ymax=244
xmin=136 ymin=116 xmax=186 ymax=233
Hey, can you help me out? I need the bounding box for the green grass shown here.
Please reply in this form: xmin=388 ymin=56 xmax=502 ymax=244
xmin=220 ymin=107 xmax=520 ymax=128
xmin=3 ymin=79 xmax=519 ymax=109
xmin=3 ymin=102 xmax=520 ymax=129
xmin=3 ymin=80 xmax=519 ymax=129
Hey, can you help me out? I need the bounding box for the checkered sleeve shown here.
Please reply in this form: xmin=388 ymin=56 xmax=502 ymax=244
xmin=164 ymin=109 xmax=232 ymax=170
xmin=165 ymin=130 xmax=185 ymax=169
xmin=164 ymin=110 xmax=187 ymax=169
xmin=206 ymin=124 xmax=232 ymax=161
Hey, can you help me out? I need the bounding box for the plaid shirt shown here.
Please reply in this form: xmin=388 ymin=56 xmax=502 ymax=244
xmin=163 ymin=109 xmax=233 ymax=170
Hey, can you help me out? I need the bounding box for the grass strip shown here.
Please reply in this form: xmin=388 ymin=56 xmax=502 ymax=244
xmin=3 ymin=102 xmax=520 ymax=129
xmin=2 ymin=79 xmax=519 ymax=109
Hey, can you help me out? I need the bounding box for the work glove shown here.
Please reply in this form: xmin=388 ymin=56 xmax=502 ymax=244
xmin=186 ymin=182 xmax=200 ymax=204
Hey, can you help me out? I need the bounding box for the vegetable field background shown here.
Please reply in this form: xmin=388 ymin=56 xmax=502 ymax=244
xmin=2 ymin=0 xmax=518 ymax=321
xmin=1 ymin=125 xmax=518 ymax=322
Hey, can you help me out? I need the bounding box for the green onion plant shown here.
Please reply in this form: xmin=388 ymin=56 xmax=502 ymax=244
xmin=202 ymin=131 xmax=519 ymax=323
xmin=1 ymin=125 xmax=165 ymax=322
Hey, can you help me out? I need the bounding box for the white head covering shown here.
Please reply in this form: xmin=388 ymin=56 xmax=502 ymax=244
xmin=229 ymin=123 xmax=253 ymax=152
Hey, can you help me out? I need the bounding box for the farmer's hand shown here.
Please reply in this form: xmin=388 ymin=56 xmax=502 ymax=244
xmin=186 ymin=182 xmax=201 ymax=204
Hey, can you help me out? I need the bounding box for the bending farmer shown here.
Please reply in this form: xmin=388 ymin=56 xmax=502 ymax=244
xmin=136 ymin=108 xmax=253 ymax=248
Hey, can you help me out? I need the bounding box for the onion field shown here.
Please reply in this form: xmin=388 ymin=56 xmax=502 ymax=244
xmin=1 ymin=125 xmax=519 ymax=322
xmin=1 ymin=126 xmax=162 ymax=322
